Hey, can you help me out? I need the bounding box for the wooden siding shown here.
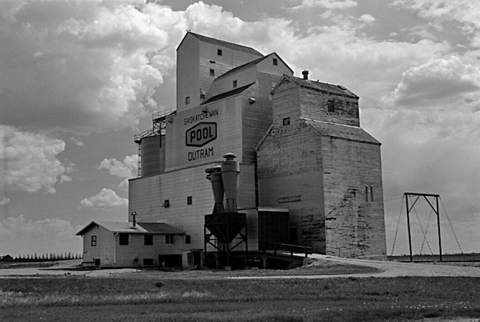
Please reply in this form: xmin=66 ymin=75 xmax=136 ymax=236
xmin=299 ymin=85 xmax=360 ymax=126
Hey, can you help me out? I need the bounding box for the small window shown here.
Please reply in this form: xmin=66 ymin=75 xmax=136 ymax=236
xmin=144 ymin=235 xmax=153 ymax=246
xmin=143 ymin=258 xmax=154 ymax=266
xmin=185 ymin=235 xmax=191 ymax=244
xmin=210 ymin=69 xmax=215 ymax=76
xmin=119 ymin=234 xmax=129 ymax=245
xmin=365 ymin=185 xmax=369 ymax=202
xmin=233 ymin=80 xmax=237 ymax=88
xmin=162 ymin=200 xmax=170 ymax=208
xmin=370 ymin=185 xmax=374 ymax=202
xmin=166 ymin=235 xmax=174 ymax=244
xmin=185 ymin=96 xmax=190 ymax=104
xmin=283 ymin=117 xmax=290 ymax=126
xmin=273 ymin=58 xmax=278 ymax=66
xmin=187 ymin=196 xmax=193 ymax=205
xmin=217 ymin=49 xmax=222 ymax=56
xmin=327 ymin=100 xmax=335 ymax=112
xmin=91 ymin=235 xmax=97 ymax=247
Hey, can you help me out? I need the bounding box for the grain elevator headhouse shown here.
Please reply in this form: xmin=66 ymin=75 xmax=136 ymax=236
xmin=126 ymin=31 xmax=386 ymax=269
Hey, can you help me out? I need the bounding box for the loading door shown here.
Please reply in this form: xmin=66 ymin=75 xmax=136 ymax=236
xmin=258 ymin=209 xmax=289 ymax=251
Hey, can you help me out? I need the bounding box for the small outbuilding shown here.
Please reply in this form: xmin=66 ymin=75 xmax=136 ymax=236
xmin=76 ymin=221 xmax=186 ymax=268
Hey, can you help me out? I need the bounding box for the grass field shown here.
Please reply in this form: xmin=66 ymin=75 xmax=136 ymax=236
xmin=1 ymin=262 xmax=480 ymax=322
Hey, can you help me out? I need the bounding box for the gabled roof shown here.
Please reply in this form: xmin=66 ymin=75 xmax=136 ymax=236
xmin=216 ymin=53 xmax=293 ymax=80
xmin=202 ymin=82 xmax=256 ymax=105
xmin=304 ymin=119 xmax=380 ymax=145
xmin=273 ymin=74 xmax=358 ymax=98
xmin=177 ymin=32 xmax=263 ymax=56
xmin=76 ymin=221 xmax=184 ymax=236
xmin=138 ymin=222 xmax=184 ymax=234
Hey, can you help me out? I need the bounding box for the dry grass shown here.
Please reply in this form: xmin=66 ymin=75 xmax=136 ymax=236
xmin=1 ymin=275 xmax=480 ymax=321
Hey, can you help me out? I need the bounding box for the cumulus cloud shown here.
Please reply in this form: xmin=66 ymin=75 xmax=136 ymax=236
xmin=80 ymin=188 xmax=128 ymax=208
xmin=359 ymin=14 xmax=375 ymax=24
xmin=287 ymin=0 xmax=357 ymax=10
xmin=0 ymin=214 xmax=82 ymax=256
xmin=0 ymin=0 xmax=179 ymax=134
xmin=393 ymin=0 xmax=480 ymax=32
xmin=0 ymin=125 xmax=71 ymax=193
xmin=390 ymin=56 xmax=480 ymax=108
xmin=394 ymin=0 xmax=480 ymax=58
xmin=98 ymin=154 xmax=138 ymax=178
xmin=98 ymin=154 xmax=138 ymax=191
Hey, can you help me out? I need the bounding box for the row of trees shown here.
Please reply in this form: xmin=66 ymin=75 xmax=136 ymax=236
xmin=1 ymin=252 xmax=83 ymax=262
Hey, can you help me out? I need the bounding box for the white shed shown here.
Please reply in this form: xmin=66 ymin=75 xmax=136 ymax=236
xmin=76 ymin=221 xmax=186 ymax=268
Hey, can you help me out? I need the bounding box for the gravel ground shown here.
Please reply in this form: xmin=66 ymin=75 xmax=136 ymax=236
xmin=1 ymin=255 xmax=480 ymax=279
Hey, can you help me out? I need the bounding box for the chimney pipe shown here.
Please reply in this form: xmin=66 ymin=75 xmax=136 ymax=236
xmin=131 ymin=212 xmax=137 ymax=227
xmin=302 ymin=70 xmax=309 ymax=80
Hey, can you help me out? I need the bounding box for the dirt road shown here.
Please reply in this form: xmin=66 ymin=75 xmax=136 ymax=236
xmin=1 ymin=255 xmax=480 ymax=279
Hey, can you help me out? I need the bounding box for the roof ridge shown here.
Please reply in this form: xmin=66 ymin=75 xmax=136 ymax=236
xmin=202 ymin=82 xmax=256 ymax=104
xmin=281 ymin=75 xmax=358 ymax=98
xmin=186 ymin=32 xmax=263 ymax=56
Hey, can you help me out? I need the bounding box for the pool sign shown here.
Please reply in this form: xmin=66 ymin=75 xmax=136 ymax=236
xmin=186 ymin=122 xmax=217 ymax=147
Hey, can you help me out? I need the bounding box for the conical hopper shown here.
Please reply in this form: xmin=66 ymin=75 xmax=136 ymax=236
xmin=205 ymin=212 xmax=246 ymax=244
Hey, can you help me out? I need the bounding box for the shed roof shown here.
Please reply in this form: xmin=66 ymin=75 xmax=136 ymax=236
xmin=216 ymin=53 xmax=293 ymax=80
xmin=76 ymin=221 xmax=184 ymax=236
xmin=202 ymin=82 xmax=256 ymax=104
xmin=305 ymin=119 xmax=381 ymax=145
xmin=274 ymin=74 xmax=358 ymax=98
xmin=178 ymin=32 xmax=263 ymax=56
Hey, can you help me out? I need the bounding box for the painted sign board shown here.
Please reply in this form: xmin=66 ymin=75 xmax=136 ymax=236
xmin=165 ymin=101 xmax=243 ymax=171
xmin=185 ymin=122 xmax=217 ymax=147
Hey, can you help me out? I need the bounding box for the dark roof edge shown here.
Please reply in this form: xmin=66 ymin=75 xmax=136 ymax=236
xmin=216 ymin=52 xmax=293 ymax=81
xmin=304 ymin=119 xmax=381 ymax=145
xmin=177 ymin=31 xmax=263 ymax=56
xmin=202 ymin=82 xmax=256 ymax=104
xmin=272 ymin=74 xmax=358 ymax=98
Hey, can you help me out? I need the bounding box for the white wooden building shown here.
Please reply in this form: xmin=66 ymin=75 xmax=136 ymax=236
xmin=76 ymin=221 xmax=185 ymax=268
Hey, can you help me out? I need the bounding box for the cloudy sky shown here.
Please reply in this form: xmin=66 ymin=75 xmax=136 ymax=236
xmin=1 ymin=0 xmax=479 ymax=257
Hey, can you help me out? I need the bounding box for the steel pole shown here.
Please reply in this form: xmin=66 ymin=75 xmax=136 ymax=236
xmin=436 ymin=196 xmax=442 ymax=262
xmin=405 ymin=195 xmax=413 ymax=262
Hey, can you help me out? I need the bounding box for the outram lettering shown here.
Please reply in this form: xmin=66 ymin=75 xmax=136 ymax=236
xmin=188 ymin=147 xmax=214 ymax=161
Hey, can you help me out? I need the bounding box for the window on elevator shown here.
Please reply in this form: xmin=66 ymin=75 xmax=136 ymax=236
xmin=327 ymin=100 xmax=335 ymax=112
xmin=233 ymin=80 xmax=238 ymax=88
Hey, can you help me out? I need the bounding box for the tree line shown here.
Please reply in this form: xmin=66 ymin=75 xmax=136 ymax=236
xmin=1 ymin=253 xmax=83 ymax=262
